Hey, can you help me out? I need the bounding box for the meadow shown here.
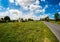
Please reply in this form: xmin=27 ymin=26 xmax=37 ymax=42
xmin=0 ymin=21 xmax=59 ymax=42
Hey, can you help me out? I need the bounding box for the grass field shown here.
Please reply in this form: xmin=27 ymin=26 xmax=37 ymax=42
xmin=50 ymin=21 xmax=60 ymax=24
xmin=0 ymin=21 xmax=59 ymax=42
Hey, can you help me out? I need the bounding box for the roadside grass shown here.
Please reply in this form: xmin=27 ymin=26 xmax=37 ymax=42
xmin=50 ymin=21 xmax=60 ymax=24
xmin=0 ymin=21 xmax=59 ymax=42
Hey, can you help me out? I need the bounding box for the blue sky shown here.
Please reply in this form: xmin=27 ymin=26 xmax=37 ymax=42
xmin=0 ymin=0 xmax=60 ymax=20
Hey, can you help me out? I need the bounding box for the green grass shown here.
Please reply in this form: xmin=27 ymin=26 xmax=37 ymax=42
xmin=50 ymin=21 xmax=60 ymax=24
xmin=0 ymin=21 xmax=59 ymax=42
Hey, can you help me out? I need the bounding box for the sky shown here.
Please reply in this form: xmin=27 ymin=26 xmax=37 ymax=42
xmin=0 ymin=0 xmax=60 ymax=20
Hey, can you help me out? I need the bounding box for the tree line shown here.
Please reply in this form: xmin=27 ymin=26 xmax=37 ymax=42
xmin=40 ymin=12 xmax=60 ymax=22
xmin=0 ymin=12 xmax=60 ymax=23
xmin=0 ymin=16 xmax=10 ymax=23
xmin=0 ymin=16 xmax=34 ymax=23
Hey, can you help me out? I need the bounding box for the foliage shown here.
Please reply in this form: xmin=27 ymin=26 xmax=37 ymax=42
xmin=25 ymin=19 xmax=28 ymax=22
xmin=28 ymin=18 xmax=34 ymax=21
xmin=45 ymin=16 xmax=50 ymax=22
xmin=4 ymin=16 xmax=10 ymax=22
xmin=54 ymin=13 xmax=60 ymax=21
xmin=20 ymin=18 xmax=25 ymax=22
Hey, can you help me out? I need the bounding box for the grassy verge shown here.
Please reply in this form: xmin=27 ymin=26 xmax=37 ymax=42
xmin=0 ymin=21 xmax=59 ymax=42
xmin=50 ymin=21 xmax=60 ymax=24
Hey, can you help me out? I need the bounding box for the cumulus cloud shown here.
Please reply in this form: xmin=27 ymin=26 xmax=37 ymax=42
xmin=0 ymin=9 xmax=36 ymax=20
xmin=8 ymin=9 xmax=23 ymax=20
xmin=36 ymin=9 xmax=45 ymax=13
xmin=35 ymin=0 xmax=40 ymax=5
xmin=14 ymin=0 xmax=41 ymax=11
xmin=9 ymin=0 xmax=46 ymax=12
xmin=0 ymin=0 xmax=49 ymax=20
xmin=9 ymin=0 xmax=14 ymax=3
xmin=40 ymin=14 xmax=48 ymax=19
xmin=0 ymin=9 xmax=23 ymax=20
xmin=59 ymin=2 xmax=60 ymax=6
xmin=29 ymin=4 xmax=42 ymax=11
xmin=0 ymin=9 xmax=48 ymax=20
xmin=23 ymin=13 xmax=40 ymax=20
xmin=15 ymin=0 xmax=35 ymax=8
xmin=0 ymin=9 xmax=40 ymax=20
xmin=58 ymin=12 xmax=60 ymax=14
xmin=35 ymin=5 xmax=48 ymax=13
xmin=0 ymin=11 xmax=8 ymax=18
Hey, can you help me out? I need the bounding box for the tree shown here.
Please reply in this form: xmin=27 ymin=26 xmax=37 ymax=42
xmin=45 ymin=16 xmax=49 ymax=22
xmin=25 ymin=19 xmax=28 ymax=22
xmin=54 ymin=13 xmax=59 ymax=21
xmin=28 ymin=18 xmax=34 ymax=21
xmin=21 ymin=18 xmax=25 ymax=22
xmin=4 ymin=16 xmax=10 ymax=22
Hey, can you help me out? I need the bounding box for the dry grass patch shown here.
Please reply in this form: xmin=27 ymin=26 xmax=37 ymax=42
xmin=44 ymin=38 xmax=51 ymax=42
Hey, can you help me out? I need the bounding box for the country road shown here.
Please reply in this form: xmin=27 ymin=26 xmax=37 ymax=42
xmin=44 ymin=21 xmax=60 ymax=42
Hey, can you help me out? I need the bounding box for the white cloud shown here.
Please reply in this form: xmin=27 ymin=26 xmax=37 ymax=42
xmin=8 ymin=9 xmax=23 ymax=20
xmin=15 ymin=0 xmax=42 ymax=11
xmin=9 ymin=0 xmax=14 ymax=3
xmin=24 ymin=13 xmax=33 ymax=19
xmin=35 ymin=5 xmax=48 ymax=13
xmin=15 ymin=0 xmax=35 ymax=8
xmin=0 ymin=11 xmax=8 ymax=18
xmin=8 ymin=9 xmax=41 ymax=20
xmin=37 ymin=9 xmax=45 ymax=13
xmin=4 ymin=0 xmax=48 ymax=20
xmin=0 ymin=9 xmax=40 ymax=20
xmin=40 ymin=14 xmax=48 ymax=19
xmin=9 ymin=0 xmax=43 ymax=12
xmin=58 ymin=12 xmax=60 ymax=14
xmin=29 ymin=4 xmax=42 ymax=11
xmin=36 ymin=5 xmax=48 ymax=13
xmin=0 ymin=9 xmax=48 ymax=20
xmin=36 ymin=0 xmax=40 ymax=5
xmin=59 ymin=2 xmax=60 ymax=6
xmin=35 ymin=5 xmax=47 ymax=13
xmin=23 ymin=13 xmax=40 ymax=20
xmin=41 ymin=0 xmax=45 ymax=2
xmin=0 ymin=9 xmax=23 ymax=20
xmin=44 ymin=5 xmax=48 ymax=9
